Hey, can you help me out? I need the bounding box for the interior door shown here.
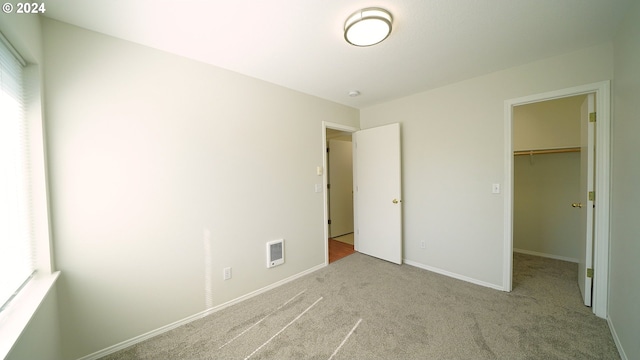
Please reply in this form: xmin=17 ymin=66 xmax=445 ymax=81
xmin=328 ymin=139 xmax=354 ymax=237
xmin=353 ymin=123 xmax=402 ymax=264
xmin=577 ymin=93 xmax=595 ymax=307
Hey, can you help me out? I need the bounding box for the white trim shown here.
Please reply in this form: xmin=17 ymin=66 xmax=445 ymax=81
xmin=513 ymin=248 xmax=579 ymax=263
xmin=0 ymin=30 xmax=27 ymax=66
xmin=591 ymin=82 xmax=611 ymax=319
xmin=503 ymin=102 xmax=514 ymax=292
xmin=404 ymin=259 xmax=505 ymax=291
xmin=321 ymin=121 xmax=358 ymax=266
xmin=607 ymin=317 xmax=629 ymax=360
xmin=0 ymin=272 xmax=60 ymax=360
xmin=504 ymin=80 xmax=611 ymax=318
xmin=77 ymin=263 xmax=326 ymax=360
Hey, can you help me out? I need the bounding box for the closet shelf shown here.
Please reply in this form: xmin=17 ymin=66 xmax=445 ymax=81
xmin=513 ymin=147 xmax=581 ymax=156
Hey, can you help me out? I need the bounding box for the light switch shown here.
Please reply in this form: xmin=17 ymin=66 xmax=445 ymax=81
xmin=315 ymin=184 xmax=323 ymax=193
xmin=492 ymin=183 xmax=501 ymax=194
xmin=316 ymin=166 xmax=323 ymax=176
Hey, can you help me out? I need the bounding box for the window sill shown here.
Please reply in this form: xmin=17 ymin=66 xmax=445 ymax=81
xmin=0 ymin=271 xmax=60 ymax=359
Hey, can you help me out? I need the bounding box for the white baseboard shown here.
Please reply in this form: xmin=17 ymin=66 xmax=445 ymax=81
xmin=513 ymin=248 xmax=579 ymax=263
xmin=403 ymin=259 xmax=505 ymax=291
xmin=78 ymin=263 xmax=327 ymax=360
xmin=607 ymin=317 xmax=628 ymax=360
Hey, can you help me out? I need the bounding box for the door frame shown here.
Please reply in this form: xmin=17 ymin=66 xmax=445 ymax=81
xmin=503 ymin=81 xmax=610 ymax=318
xmin=322 ymin=121 xmax=358 ymax=265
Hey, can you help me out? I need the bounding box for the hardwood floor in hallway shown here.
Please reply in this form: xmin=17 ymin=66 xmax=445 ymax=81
xmin=328 ymin=238 xmax=355 ymax=263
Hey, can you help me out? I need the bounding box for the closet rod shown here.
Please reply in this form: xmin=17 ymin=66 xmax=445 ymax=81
xmin=513 ymin=147 xmax=581 ymax=156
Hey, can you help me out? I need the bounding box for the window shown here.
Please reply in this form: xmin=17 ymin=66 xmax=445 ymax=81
xmin=0 ymin=27 xmax=57 ymax=360
xmin=0 ymin=33 xmax=33 ymax=311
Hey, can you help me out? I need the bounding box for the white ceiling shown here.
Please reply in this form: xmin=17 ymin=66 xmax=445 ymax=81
xmin=43 ymin=0 xmax=631 ymax=109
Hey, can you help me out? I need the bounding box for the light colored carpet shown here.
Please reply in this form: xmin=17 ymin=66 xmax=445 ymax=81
xmin=101 ymin=253 xmax=619 ymax=359
xmin=332 ymin=233 xmax=354 ymax=245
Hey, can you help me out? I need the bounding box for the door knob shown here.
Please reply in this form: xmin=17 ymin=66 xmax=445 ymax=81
xmin=571 ymin=203 xmax=583 ymax=208
xmin=392 ymin=199 xmax=400 ymax=204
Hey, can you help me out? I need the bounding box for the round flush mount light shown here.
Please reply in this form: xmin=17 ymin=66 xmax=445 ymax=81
xmin=344 ymin=7 xmax=393 ymax=47
xmin=348 ymin=90 xmax=361 ymax=97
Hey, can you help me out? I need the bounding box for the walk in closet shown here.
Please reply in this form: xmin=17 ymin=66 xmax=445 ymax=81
xmin=513 ymin=95 xmax=587 ymax=263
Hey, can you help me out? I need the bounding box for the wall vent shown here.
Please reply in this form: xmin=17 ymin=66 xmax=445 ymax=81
xmin=266 ymin=239 xmax=285 ymax=268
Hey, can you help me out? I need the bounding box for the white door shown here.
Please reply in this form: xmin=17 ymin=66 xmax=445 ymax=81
xmin=328 ymin=139 xmax=354 ymax=237
xmin=353 ymin=123 xmax=402 ymax=264
xmin=577 ymin=94 xmax=595 ymax=307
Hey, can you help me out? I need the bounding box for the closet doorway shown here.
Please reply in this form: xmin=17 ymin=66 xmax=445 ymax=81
xmin=505 ymin=81 xmax=611 ymax=318
xmin=512 ymin=94 xmax=590 ymax=301
xmin=513 ymin=95 xmax=587 ymax=262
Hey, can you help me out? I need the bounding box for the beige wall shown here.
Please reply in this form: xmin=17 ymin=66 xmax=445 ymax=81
xmin=610 ymin=1 xmax=640 ymax=359
xmin=360 ymin=42 xmax=613 ymax=288
xmin=41 ymin=19 xmax=358 ymax=359
xmin=513 ymin=153 xmax=580 ymax=260
xmin=6 ymin=286 xmax=62 ymax=360
xmin=328 ymin=139 xmax=354 ymax=237
xmin=513 ymin=95 xmax=584 ymax=151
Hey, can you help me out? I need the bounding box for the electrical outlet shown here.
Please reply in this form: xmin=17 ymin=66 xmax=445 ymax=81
xmin=223 ymin=267 xmax=232 ymax=280
xmin=420 ymin=241 xmax=426 ymax=249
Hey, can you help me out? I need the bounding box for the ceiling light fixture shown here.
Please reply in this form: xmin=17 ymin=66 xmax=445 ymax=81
xmin=344 ymin=7 xmax=393 ymax=47
xmin=348 ymin=90 xmax=361 ymax=97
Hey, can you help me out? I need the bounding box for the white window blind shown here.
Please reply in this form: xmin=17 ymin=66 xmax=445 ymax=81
xmin=0 ymin=33 xmax=34 ymax=311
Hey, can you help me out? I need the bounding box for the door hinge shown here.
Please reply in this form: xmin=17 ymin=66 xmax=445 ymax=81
xmin=327 ymin=147 xmax=330 ymax=153
xmin=587 ymin=268 xmax=594 ymax=278
xmin=589 ymin=112 xmax=596 ymax=122
xmin=328 ymin=219 xmax=332 ymax=225
xmin=327 ymin=183 xmax=331 ymax=189
xmin=589 ymin=191 xmax=595 ymax=201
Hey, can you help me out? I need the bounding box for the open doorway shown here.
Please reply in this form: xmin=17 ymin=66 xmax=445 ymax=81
xmin=504 ymin=81 xmax=611 ymax=318
xmin=326 ymin=128 xmax=355 ymax=263
xmin=322 ymin=122 xmax=358 ymax=264
xmin=512 ymin=94 xmax=590 ymax=309
xmin=512 ymin=95 xmax=586 ymax=264
xmin=323 ymin=122 xmax=404 ymax=265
